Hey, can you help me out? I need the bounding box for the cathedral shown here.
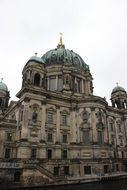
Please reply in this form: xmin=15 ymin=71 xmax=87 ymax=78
xmin=0 ymin=36 xmax=127 ymax=188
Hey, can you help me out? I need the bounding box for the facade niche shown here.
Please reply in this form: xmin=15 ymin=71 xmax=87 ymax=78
xmin=31 ymin=103 xmax=39 ymax=123
xmin=32 ymin=111 xmax=38 ymax=123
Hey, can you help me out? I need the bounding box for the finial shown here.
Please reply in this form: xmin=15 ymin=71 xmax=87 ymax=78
xmin=1 ymin=78 xmax=3 ymax=82
xmin=57 ymin=33 xmax=65 ymax=48
xmin=35 ymin=52 xmax=38 ymax=56
xmin=59 ymin=33 xmax=63 ymax=45
xmin=116 ymin=82 xmax=119 ymax=86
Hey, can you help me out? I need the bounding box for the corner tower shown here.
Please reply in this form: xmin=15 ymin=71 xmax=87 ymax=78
xmin=111 ymin=84 xmax=127 ymax=109
xmin=0 ymin=78 xmax=10 ymax=113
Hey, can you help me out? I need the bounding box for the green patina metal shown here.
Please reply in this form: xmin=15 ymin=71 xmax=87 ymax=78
xmin=0 ymin=80 xmax=8 ymax=92
xmin=29 ymin=55 xmax=45 ymax=64
xmin=42 ymin=44 xmax=89 ymax=70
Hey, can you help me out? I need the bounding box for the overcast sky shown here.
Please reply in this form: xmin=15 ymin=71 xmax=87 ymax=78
xmin=0 ymin=0 xmax=127 ymax=104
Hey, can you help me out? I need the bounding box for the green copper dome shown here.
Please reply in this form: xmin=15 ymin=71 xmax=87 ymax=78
xmin=112 ymin=85 xmax=126 ymax=94
xmin=0 ymin=80 xmax=8 ymax=92
xmin=42 ymin=44 xmax=89 ymax=70
xmin=29 ymin=53 xmax=45 ymax=64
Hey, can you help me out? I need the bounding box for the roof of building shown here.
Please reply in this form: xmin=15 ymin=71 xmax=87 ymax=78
xmin=112 ymin=85 xmax=126 ymax=94
xmin=42 ymin=36 xmax=89 ymax=71
xmin=29 ymin=53 xmax=45 ymax=64
xmin=0 ymin=79 xmax=8 ymax=92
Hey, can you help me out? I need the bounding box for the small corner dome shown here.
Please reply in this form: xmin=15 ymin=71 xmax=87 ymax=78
xmin=28 ymin=53 xmax=45 ymax=64
xmin=111 ymin=85 xmax=126 ymax=94
xmin=0 ymin=80 xmax=8 ymax=92
xmin=42 ymin=44 xmax=89 ymax=71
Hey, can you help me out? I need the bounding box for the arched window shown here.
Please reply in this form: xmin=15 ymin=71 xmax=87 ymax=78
xmin=34 ymin=73 xmax=40 ymax=86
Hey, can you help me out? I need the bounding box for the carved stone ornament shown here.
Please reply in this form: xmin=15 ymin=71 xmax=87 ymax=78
xmin=81 ymin=110 xmax=89 ymax=121
xmin=96 ymin=109 xmax=104 ymax=122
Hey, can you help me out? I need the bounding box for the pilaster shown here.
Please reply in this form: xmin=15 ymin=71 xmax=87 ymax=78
xmin=56 ymin=106 xmax=60 ymax=142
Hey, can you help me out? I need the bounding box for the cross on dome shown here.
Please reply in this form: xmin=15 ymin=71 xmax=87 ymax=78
xmin=57 ymin=33 xmax=65 ymax=48
xmin=116 ymin=82 xmax=119 ymax=86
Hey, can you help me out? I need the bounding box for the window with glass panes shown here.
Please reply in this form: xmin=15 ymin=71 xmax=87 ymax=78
xmin=5 ymin=148 xmax=11 ymax=159
xmin=61 ymin=114 xmax=67 ymax=125
xmin=54 ymin=167 xmax=59 ymax=176
xmin=47 ymin=133 xmax=53 ymax=142
xmin=62 ymin=149 xmax=67 ymax=159
xmin=47 ymin=149 xmax=52 ymax=159
xmin=63 ymin=134 xmax=67 ymax=143
xmin=64 ymin=166 xmax=69 ymax=175
xmin=84 ymin=166 xmax=91 ymax=175
xmin=47 ymin=112 xmax=53 ymax=124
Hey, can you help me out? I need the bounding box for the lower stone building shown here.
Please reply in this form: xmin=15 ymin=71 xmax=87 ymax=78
xmin=0 ymin=37 xmax=127 ymax=188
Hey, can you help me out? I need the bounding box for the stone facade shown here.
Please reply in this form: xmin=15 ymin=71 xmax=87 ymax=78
xmin=0 ymin=39 xmax=127 ymax=188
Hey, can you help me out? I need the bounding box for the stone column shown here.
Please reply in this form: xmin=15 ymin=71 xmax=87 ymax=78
xmin=21 ymin=98 xmax=30 ymax=140
xmin=56 ymin=106 xmax=60 ymax=142
xmin=81 ymin=79 xmax=84 ymax=93
xmin=47 ymin=77 xmax=50 ymax=90
xmin=15 ymin=109 xmax=20 ymax=141
xmin=91 ymin=109 xmax=97 ymax=143
xmin=56 ymin=75 xmax=58 ymax=90
xmin=41 ymin=102 xmax=46 ymax=141
xmin=84 ymin=80 xmax=88 ymax=95
xmin=88 ymin=80 xmax=91 ymax=95
xmin=103 ymin=115 xmax=108 ymax=144
xmin=70 ymin=103 xmax=77 ymax=143
xmin=76 ymin=109 xmax=80 ymax=143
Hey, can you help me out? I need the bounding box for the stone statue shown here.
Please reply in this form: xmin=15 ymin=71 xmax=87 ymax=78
xmin=32 ymin=111 xmax=38 ymax=123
